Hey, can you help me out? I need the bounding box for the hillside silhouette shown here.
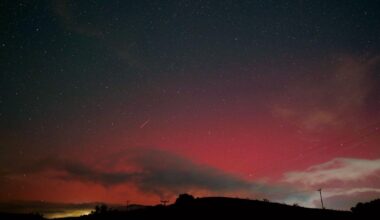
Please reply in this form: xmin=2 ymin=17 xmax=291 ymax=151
xmin=2 ymin=194 xmax=379 ymax=220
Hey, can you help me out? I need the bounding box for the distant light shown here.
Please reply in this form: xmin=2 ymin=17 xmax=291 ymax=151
xmin=43 ymin=209 xmax=93 ymax=219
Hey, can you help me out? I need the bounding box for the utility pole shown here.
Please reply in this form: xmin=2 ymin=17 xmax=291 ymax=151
xmin=317 ymin=188 xmax=325 ymax=209
xmin=161 ymin=200 xmax=169 ymax=206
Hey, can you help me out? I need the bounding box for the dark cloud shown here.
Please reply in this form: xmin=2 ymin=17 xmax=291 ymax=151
xmin=8 ymin=148 xmax=259 ymax=198
xmin=115 ymin=148 xmax=254 ymax=194
xmin=32 ymin=158 xmax=136 ymax=186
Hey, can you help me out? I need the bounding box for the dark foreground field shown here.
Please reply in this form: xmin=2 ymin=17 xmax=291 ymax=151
xmin=1 ymin=195 xmax=378 ymax=220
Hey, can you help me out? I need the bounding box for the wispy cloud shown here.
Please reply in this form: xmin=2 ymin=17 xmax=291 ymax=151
xmin=52 ymin=1 xmax=105 ymax=37
xmin=282 ymin=157 xmax=380 ymax=209
xmin=283 ymin=158 xmax=380 ymax=187
xmin=51 ymin=1 xmax=147 ymax=70
xmin=272 ymin=55 xmax=380 ymax=132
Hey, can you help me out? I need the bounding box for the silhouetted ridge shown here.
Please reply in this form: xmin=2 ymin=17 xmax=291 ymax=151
xmin=0 ymin=212 xmax=43 ymax=220
xmin=82 ymin=195 xmax=356 ymax=220
xmin=3 ymin=196 xmax=380 ymax=220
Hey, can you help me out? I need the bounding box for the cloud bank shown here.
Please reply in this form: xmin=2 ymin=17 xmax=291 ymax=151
xmin=3 ymin=147 xmax=379 ymax=210
xmin=12 ymin=148 xmax=258 ymax=198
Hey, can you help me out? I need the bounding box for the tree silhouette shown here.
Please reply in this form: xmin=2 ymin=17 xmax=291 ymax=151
xmin=351 ymin=199 xmax=380 ymax=217
xmin=94 ymin=204 xmax=108 ymax=215
xmin=175 ymin=193 xmax=195 ymax=205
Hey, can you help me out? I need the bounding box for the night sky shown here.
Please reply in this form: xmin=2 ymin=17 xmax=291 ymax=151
xmin=1 ymin=0 xmax=380 ymax=217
